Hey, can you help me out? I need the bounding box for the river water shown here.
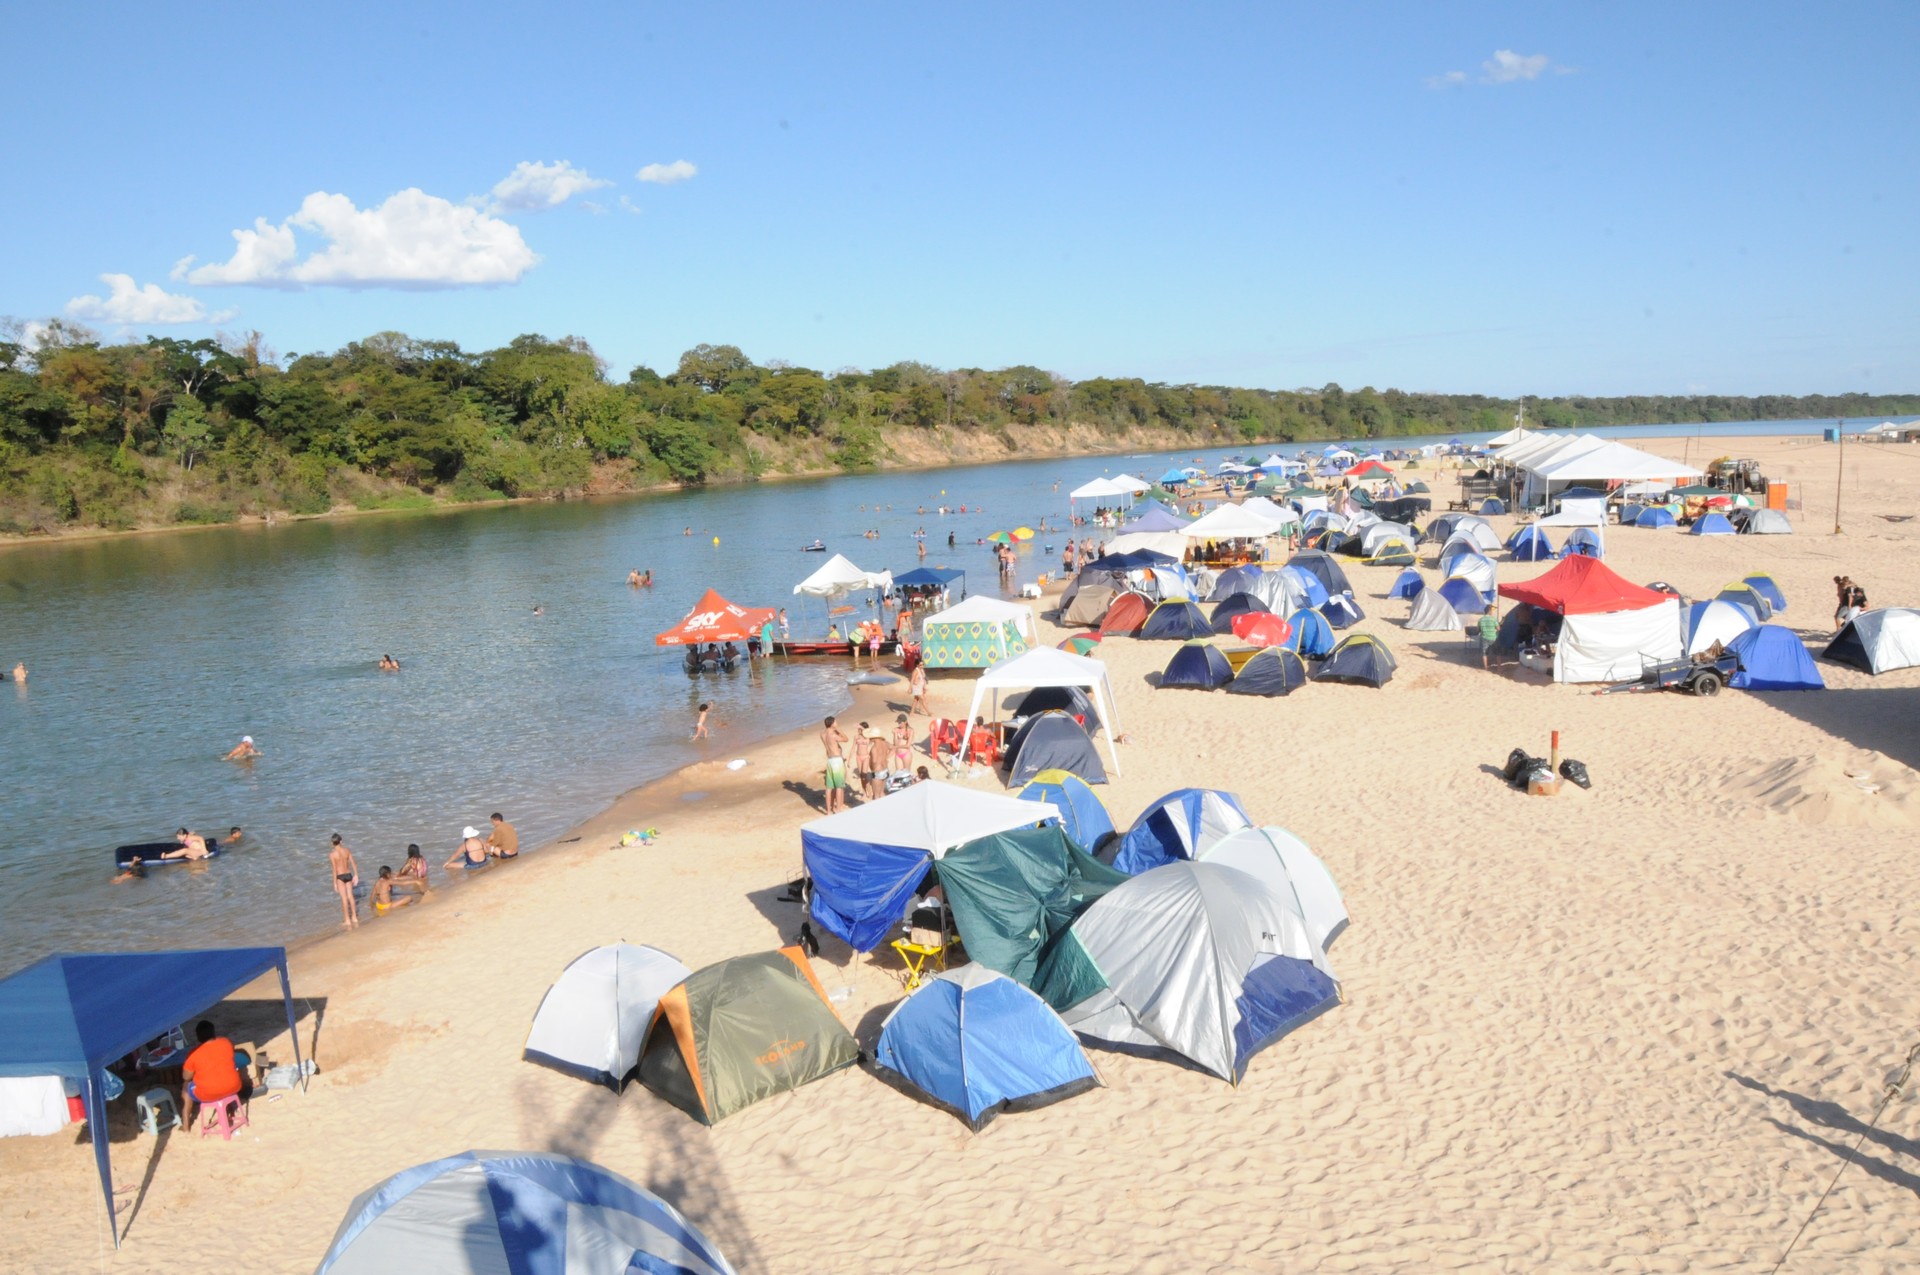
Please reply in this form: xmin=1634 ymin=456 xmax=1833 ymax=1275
xmin=0 ymin=414 xmax=1908 ymax=969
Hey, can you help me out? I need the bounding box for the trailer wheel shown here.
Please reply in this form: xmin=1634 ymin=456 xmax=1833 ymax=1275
xmin=1692 ymin=671 xmax=1723 ymax=697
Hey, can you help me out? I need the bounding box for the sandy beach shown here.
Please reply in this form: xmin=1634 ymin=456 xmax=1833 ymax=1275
xmin=5 ymin=432 xmax=1918 ymax=1274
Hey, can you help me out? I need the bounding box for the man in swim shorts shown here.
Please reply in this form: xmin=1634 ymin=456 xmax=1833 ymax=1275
xmin=821 ymin=716 xmax=849 ymax=813
xmin=487 ymin=812 xmax=519 ymax=860
xmin=328 ymin=834 xmax=359 ymax=929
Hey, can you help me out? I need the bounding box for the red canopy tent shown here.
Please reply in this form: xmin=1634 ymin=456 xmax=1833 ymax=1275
xmin=655 ymin=589 xmax=777 ymax=645
xmin=1496 ymin=556 xmax=1667 ymax=616
xmin=1345 ymin=459 xmax=1394 ymax=479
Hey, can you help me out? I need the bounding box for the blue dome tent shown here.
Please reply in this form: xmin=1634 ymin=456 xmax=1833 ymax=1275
xmin=1225 ymin=646 xmax=1310 ymax=696
xmin=1690 ymin=512 xmax=1737 ymax=536
xmin=1635 ymin=507 xmax=1677 ymax=529
xmin=1161 ymin=640 xmax=1234 ymax=690
xmin=1388 ymin=568 xmax=1425 ymax=599
xmin=1005 ymin=711 xmax=1108 ymax=786
xmin=1139 ymin=599 xmax=1212 ymax=641
xmin=1209 ymin=591 xmax=1269 ymax=635
xmin=1207 ymin=563 xmax=1264 ymax=601
xmin=1320 ymin=592 xmax=1366 ymax=629
xmin=1285 ymin=550 xmax=1353 ymax=597
xmin=1018 ymin=770 xmax=1114 ymax=849
xmin=1726 ymin=626 xmax=1825 ymax=691
xmin=1742 ymin=573 xmax=1788 ymax=612
xmin=1436 ymin=576 xmax=1491 ymax=615
xmin=1111 ymin=788 xmax=1254 ymax=875
xmin=1315 ymin=634 xmax=1398 ymax=686
xmin=873 ymin=966 xmax=1099 ymax=1131
xmin=1284 ymin=608 xmax=1336 ymax=657
xmin=1508 ymin=525 xmax=1554 ymax=561
xmin=1478 ymin=497 xmax=1506 ymax=515
xmin=1561 ymin=526 xmax=1605 ymax=559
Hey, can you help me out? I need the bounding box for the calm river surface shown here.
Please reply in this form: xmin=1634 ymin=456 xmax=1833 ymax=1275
xmin=0 ymin=416 xmax=1905 ymax=969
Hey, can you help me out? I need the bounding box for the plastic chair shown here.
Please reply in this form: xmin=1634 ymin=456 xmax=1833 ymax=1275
xmin=966 ymin=728 xmax=999 ymax=765
xmin=135 ymin=1089 xmax=179 ymax=1135
xmin=199 ymin=1094 xmax=249 ymax=1141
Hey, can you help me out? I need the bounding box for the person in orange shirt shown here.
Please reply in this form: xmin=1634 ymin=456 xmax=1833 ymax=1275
xmin=180 ymin=1019 xmax=243 ymax=1129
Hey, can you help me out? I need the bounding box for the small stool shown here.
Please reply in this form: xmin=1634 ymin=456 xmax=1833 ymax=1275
xmin=199 ymin=1094 xmax=248 ymax=1141
xmin=890 ymin=938 xmax=951 ymax=991
xmin=135 ymin=1089 xmax=179 ymax=1136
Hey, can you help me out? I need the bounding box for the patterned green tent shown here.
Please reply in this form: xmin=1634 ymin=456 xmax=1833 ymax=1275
xmin=921 ymin=615 xmax=1027 ymax=668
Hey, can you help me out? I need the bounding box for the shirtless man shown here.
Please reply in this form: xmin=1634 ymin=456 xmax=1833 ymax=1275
xmin=161 ymin=828 xmax=211 ymax=861
xmin=223 ymin=735 xmax=259 ymax=761
xmin=328 ymin=834 xmax=359 ymax=929
xmin=10 ymin=662 xmax=24 ymax=682
xmin=225 ymin=826 xmax=244 ymax=846
xmin=487 ymin=812 xmax=519 ymax=860
xmin=820 ymin=716 xmax=849 ymax=813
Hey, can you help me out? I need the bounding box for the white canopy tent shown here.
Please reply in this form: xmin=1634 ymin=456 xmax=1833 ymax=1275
xmin=965 ymin=647 xmax=1123 ymax=775
xmin=921 ymin=593 xmax=1038 ymax=641
xmin=793 ymin=553 xmax=892 ymax=600
xmin=1528 ymin=441 xmax=1702 ymax=484
xmin=1535 ymin=497 xmax=1609 ymax=527
xmin=1483 ymin=426 xmax=1530 ymax=448
xmin=799 ymin=780 xmax=1059 ymax=862
xmin=1069 ymin=476 xmax=1130 ymax=501
xmin=1103 ymin=530 xmax=1188 ymax=560
xmin=1237 ymin=496 xmax=1303 ymax=530
xmin=1109 ymin=474 xmax=1151 ymax=494
xmin=1557 ymin=598 xmax=1682 ymax=682
xmin=1180 ymin=503 xmax=1282 ymax=541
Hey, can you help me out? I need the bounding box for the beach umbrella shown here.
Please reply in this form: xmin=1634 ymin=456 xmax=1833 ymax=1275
xmin=1012 ymin=527 xmax=1036 ymax=541
xmin=988 ymin=531 xmax=1012 ymax=544
xmin=1058 ymin=634 xmax=1103 ymax=656
xmin=1231 ymin=612 xmax=1293 ymax=647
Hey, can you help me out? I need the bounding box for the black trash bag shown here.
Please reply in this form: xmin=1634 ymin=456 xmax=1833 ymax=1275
xmin=1502 ymin=748 xmax=1533 ymax=784
xmin=1559 ymin=758 xmax=1592 ymax=790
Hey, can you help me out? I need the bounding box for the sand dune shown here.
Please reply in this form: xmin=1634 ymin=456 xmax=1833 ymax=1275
xmin=3 ymin=434 xmax=1917 ymax=1273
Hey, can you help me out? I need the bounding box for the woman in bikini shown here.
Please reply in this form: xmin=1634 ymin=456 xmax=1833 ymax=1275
xmin=892 ymin=714 xmax=913 ymax=774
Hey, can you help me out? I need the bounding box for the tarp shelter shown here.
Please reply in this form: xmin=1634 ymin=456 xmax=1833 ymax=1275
xmin=1824 ymin=608 xmax=1920 ymax=674
xmin=1161 ymin=641 xmax=1234 ymax=690
xmin=1686 ymin=600 xmax=1758 ymax=655
xmin=1284 ymin=608 xmax=1336 ymax=657
xmin=1406 ymin=587 xmax=1464 ymax=631
xmin=1690 ymin=512 xmax=1737 ymax=536
xmin=1231 ymin=612 xmax=1293 ymax=647
xmin=793 ymin=553 xmax=892 ymax=600
xmin=872 ymin=966 xmax=1099 ymax=1131
xmin=1111 ymin=788 xmax=1253 ymax=876
xmin=1436 ymin=576 xmax=1490 ymax=615
xmin=1005 ymin=711 xmax=1108 ymax=786
xmin=1035 ymin=862 xmax=1339 ymax=1082
xmin=1098 ymin=591 xmax=1152 ymax=635
xmin=920 ymin=596 xmax=1036 ymax=668
xmin=1389 ymin=568 xmax=1425 ymax=599
xmin=315 ymin=1150 xmax=737 ymax=1275
xmin=966 ymin=646 xmax=1124 ymax=775
xmin=523 ymin=944 xmax=692 ymax=1090
xmin=1201 ymin=826 xmax=1348 ymax=950
xmin=0 ymin=947 xmax=304 ymax=1246
xmin=1727 ymin=627 xmax=1825 ymax=691
xmin=1316 ymin=635 xmax=1397 ymax=686
xmin=638 ymin=948 xmax=858 ymax=1124
xmin=655 ymin=589 xmax=777 ymax=646
xmin=1225 ymin=646 xmax=1309 ymax=696
xmin=1561 ymin=526 xmax=1605 ymax=559
xmin=1742 ymin=574 xmax=1788 ymax=612
xmin=1139 ymin=599 xmax=1213 ymax=641
xmin=934 ymin=825 xmax=1127 ymax=985
xmin=1208 ymin=564 xmax=1265 ymax=602
xmin=1497 ymin=557 xmax=1682 ymax=683
xmin=1285 ymin=550 xmax=1353 ymax=597
xmin=1210 ymin=592 xmax=1269 ymax=635
xmin=1740 ymin=508 xmax=1793 ymax=534
xmin=1320 ymin=593 xmax=1366 ymax=628
xmin=1018 ymin=770 xmax=1114 ymax=850
xmin=1635 ymin=507 xmax=1677 ymax=529
xmin=1509 ymin=525 xmax=1555 ymax=561
xmin=802 ymin=782 xmax=1063 ymax=951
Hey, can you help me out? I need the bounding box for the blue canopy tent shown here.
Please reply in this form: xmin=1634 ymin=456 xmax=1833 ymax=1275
xmin=1122 ymin=507 xmax=1190 ymax=534
xmin=0 ymin=947 xmax=305 ymax=1247
xmin=1157 ymin=468 xmax=1190 ymax=487
xmin=1726 ymin=626 xmax=1825 ymax=691
xmin=893 ymin=565 xmax=966 ymax=594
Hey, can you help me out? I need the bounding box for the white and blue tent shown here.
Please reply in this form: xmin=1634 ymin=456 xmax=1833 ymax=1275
xmin=523 ymin=944 xmax=692 ymax=1090
xmin=1560 ymin=526 xmax=1605 ymax=559
xmin=1252 ymin=566 xmax=1327 ymax=614
xmin=1320 ymin=592 xmax=1366 ymax=629
xmin=316 ymin=1150 xmax=736 ymax=1275
xmin=1685 ymin=600 xmax=1757 ymax=655
xmin=1207 ymin=563 xmax=1264 ymax=601
xmin=1284 ymin=608 xmax=1337 ymax=657
xmin=1440 ymin=549 xmax=1498 ymax=594
xmin=1437 ymin=576 xmax=1491 ymax=615
xmin=1200 ymin=826 xmax=1349 ymax=951
xmin=1508 ymin=524 xmax=1555 ymax=561
xmin=1111 ymin=788 xmax=1252 ymax=875
xmin=872 ymin=965 xmax=1099 ymax=1130
xmin=1636 ymin=507 xmax=1677 ymax=529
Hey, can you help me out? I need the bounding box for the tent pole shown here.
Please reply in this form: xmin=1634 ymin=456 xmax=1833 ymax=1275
xmin=279 ymin=958 xmax=308 ymax=1093
xmin=87 ymin=1069 xmax=117 ymax=1248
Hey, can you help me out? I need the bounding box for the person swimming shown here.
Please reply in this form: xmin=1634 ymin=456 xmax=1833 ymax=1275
xmin=378 ymin=654 xmax=400 ymax=671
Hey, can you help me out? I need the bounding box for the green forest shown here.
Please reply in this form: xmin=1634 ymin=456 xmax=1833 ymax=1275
xmin=2 ymin=321 xmax=1915 ymax=535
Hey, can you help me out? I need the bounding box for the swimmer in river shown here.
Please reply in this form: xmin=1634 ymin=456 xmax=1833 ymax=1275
xmin=10 ymin=662 xmax=25 ymax=682
xmin=223 ymin=735 xmax=259 ymax=761
xmin=225 ymin=826 xmax=244 ymax=846
xmin=379 ymin=654 xmax=400 ymax=671
xmin=532 ymin=605 xmax=544 ymax=616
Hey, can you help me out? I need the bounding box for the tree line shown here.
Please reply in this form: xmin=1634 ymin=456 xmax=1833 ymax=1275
xmin=2 ymin=321 xmax=1914 ymax=533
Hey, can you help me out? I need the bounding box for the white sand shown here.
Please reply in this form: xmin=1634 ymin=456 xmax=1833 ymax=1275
xmin=4 ymin=434 xmax=1918 ymax=1274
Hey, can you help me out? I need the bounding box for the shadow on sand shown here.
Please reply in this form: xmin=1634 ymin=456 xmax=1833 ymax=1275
xmin=1745 ymin=681 xmax=1920 ymax=774
xmin=1727 ymin=1070 xmax=1920 ymax=1196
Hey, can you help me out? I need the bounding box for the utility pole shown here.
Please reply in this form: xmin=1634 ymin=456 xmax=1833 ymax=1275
xmin=1833 ymin=419 xmax=1845 ymax=534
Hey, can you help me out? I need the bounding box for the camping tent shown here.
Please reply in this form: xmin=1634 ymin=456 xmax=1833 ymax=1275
xmin=638 ymin=948 xmax=858 ymax=1124
xmin=1740 ymin=509 xmax=1793 ymax=534
xmin=1406 ymin=587 xmax=1464 ymax=631
xmin=1207 ymin=564 xmax=1265 ymax=602
xmin=1210 ymin=591 xmax=1269 ymax=634
xmin=802 ymin=782 xmax=1062 ymax=951
xmin=1441 ymin=520 xmax=1502 ymax=553
xmin=1366 ymin=536 xmax=1417 ymax=566
xmin=1561 ymin=526 xmax=1605 ymax=559
xmin=1201 ymin=826 xmax=1348 ymax=951
xmin=1284 ymin=608 xmax=1336 ymax=657
xmin=933 ymin=825 xmax=1127 ymax=985
xmin=523 ymin=944 xmax=692 ymax=1090
xmin=872 ymin=966 xmax=1099 ymax=1130
xmin=1225 ymin=646 xmax=1309 ymax=696
xmin=655 ymin=589 xmax=777 ymax=647
xmin=1010 ymin=683 xmax=1102 ymax=730
xmin=1320 ymin=593 xmax=1366 ymax=628
xmin=1436 ymin=576 xmax=1490 ymax=615
xmin=1716 ymin=583 xmax=1774 ymax=622
xmin=1315 ymin=635 xmax=1397 ymax=686
xmin=1161 ymin=641 xmax=1234 ymax=690
xmin=1098 ymin=591 xmax=1152 ymax=635
xmin=1635 ymin=507 xmax=1677 ymax=529
xmin=1034 ymin=862 xmax=1340 ymax=1082
xmin=1005 ymin=711 xmax=1109 ymax=786
xmin=1389 ymin=568 xmax=1425 ymax=599
xmin=1139 ymin=599 xmax=1213 ymax=641
xmin=1824 ymin=608 xmax=1920 ymax=674
xmin=1497 ymin=557 xmax=1682 ymax=683
xmin=1017 ymin=770 xmax=1114 ymax=850
xmin=1742 ymin=574 xmax=1788 ymax=612
xmin=1285 ymin=550 xmax=1353 ymax=597
xmin=966 ymin=646 xmax=1124 ymax=775
xmin=1361 ymin=522 xmax=1419 ymax=555
xmin=793 ymin=554 xmax=891 ymax=600
xmin=1726 ymin=627 xmax=1825 ymax=691
xmin=315 ymin=1151 xmax=737 ymax=1275
xmin=1111 ymin=788 xmax=1252 ymax=875
xmin=1685 ymin=600 xmax=1757 ymax=655
xmin=1509 ymin=525 xmax=1555 ymax=561
xmin=1251 ymin=566 xmax=1326 ymax=613
xmin=1439 ymin=550 xmax=1497 ymax=593
xmin=920 ymin=596 xmax=1037 ymax=668
xmin=1690 ymin=512 xmax=1737 ymax=536
xmin=0 ymin=947 xmax=304 ymax=1246
xmin=1060 ymin=584 xmax=1117 ymax=627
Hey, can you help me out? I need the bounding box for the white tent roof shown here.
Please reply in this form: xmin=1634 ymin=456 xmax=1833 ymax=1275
xmin=1199 ymin=826 xmax=1348 ymax=953
xmin=1070 ymin=477 xmax=1129 ymax=500
xmin=923 ymin=594 xmax=1037 ymax=640
xmin=793 ymin=553 xmax=891 ymax=598
xmin=1506 ymin=433 xmax=1610 ymax=468
xmin=1528 ymin=441 xmax=1702 ymax=482
xmin=966 ymin=647 xmax=1123 ymax=774
xmin=1238 ymin=496 xmax=1302 ymax=528
xmin=1110 ymin=474 xmax=1151 ymax=494
xmin=1535 ymin=497 xmax=1608 ymax=528
xmin=1483 ymin=426 xmax=1530 ymax=447
xmin=1181 ymin=503 xmax=1281 ymax=540
xmin=523 ymin=944 xmax=692 ymax=1087
xmin=1103 ymin=531 xmax=1189 ymax=560
xmin=798 ymin=781 xmax=1058 ymax=860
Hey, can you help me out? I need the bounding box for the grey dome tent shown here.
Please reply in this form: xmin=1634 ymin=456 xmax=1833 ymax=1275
xmin=1011 ymin=683 xmax=1102 ymax=731
xmin=1405 ymin=587 xmax=1464 ymax=631
xmin=1285 ymin=550 xmax=1352 ymax=597
xmin=1060 ymin=583 xmax=1116 ymax=627
xmin=1824 ymin=608 xmax=1920 ymax=674
xmin=1225 ymin=646 xmax=1309 ymax=696
xmin=1207 ymin=564 xmax=1265 ymax=602
xmin=1740 ymin=508 xmax=1793 ymax=534
xmin=1209 ymin=591 xmax=1270 ymax=634
xmin=1006 ymin=710 xmax=1108 ymax=785
xmin=523 ymin=944 xmax=692 ymax=1089
xmin=1315 ymin=634 xmax=1398 ymax=686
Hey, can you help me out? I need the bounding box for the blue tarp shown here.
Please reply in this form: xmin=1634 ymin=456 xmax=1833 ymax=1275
xmin=0 ymin=948 xmax=301 ymax=1246
xmin=1728 ymin=626 xmax=1826 ymax=691
xmin=893 ymin=566 xmax=966 ymax=589
xmin=873 ymin=969 xmax=1098 ymax=1130
xmin=803 ymin=834 xmax=932 ymax=952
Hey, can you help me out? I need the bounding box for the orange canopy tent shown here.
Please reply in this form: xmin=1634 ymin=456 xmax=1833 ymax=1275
xmin=655 ymin=589 xmax=777 ymax=646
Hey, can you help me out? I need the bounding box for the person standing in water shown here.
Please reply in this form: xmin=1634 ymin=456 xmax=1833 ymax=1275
xmin=223 ymin=735 xmax=259 ymax=761
xmin=328 ymin=834 xmax=360 ymax=929
xmin=693 ymin=702 xmax=711 ymax=739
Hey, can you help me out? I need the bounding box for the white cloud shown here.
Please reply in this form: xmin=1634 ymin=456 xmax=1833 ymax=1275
xmin=1428 ymin=49 xmax=1560 ymax=88
xmin=66 ymin=273 xmax=221 ymax=325
xmin=636 ymin=159 xmax=697 ymax=185
xmin=186 ymin=188 xmax=539 ymax=289
xmin=487 ymin=160 xmax=611 ymax=213
xmin=618 ymin=195 xmax=643 ymax=215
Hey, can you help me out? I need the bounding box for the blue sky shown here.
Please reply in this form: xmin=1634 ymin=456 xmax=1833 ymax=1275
xmin=5 ymin=2 xmax=1916 ymax=395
